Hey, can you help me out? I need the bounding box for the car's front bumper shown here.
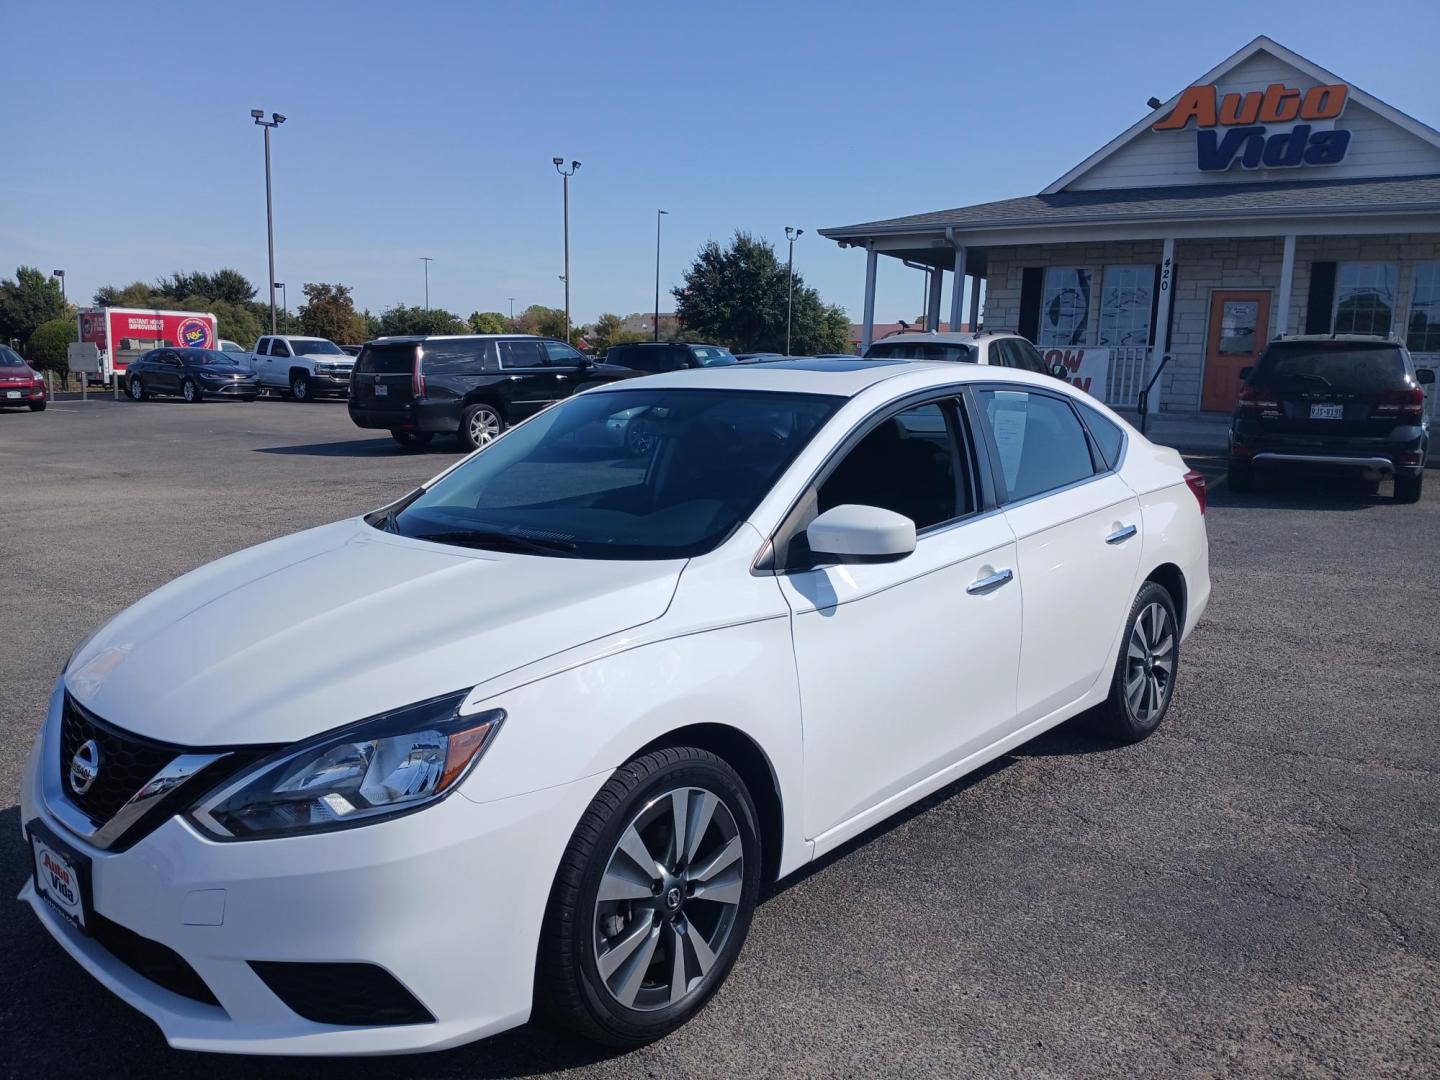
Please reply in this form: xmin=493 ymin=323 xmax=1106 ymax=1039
xmin=199 ymin=381 xmax=259 ymax=397
xmin=19 ymin=682 xmax=603 ymax=1055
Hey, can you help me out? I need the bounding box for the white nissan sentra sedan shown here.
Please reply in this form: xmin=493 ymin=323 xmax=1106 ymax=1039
xmin=21 ymin=359 xmax=1209 ymax=1054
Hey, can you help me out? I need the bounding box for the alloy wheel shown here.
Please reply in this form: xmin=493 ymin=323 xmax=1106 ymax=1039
xmin=469 ymin=407 xmax=501 ymax=447
xmin=1125 ymin=602 xmax=1174 ymax=722
xmin=129 ymin=378 xmax=143 ymax=400
xmin=593 ymin=786 xmax=743 ymax=1012
xmin=291 ymin=375 xmax=309 ymax=400
xmin=183 ymin=380 xmax=197 ymax=402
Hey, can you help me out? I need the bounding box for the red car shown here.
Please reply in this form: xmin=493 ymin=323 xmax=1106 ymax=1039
xmin=0 ymin=346 xmax=46 ymax=411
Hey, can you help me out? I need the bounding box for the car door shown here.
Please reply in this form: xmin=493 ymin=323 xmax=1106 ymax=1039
xmin=971 ymin=384 xmax=1143 ymax=725
xmin=268 ymin=338 xmax=293 ymax=387
xmin=496 ymin=338 xmax=554 ymax=419
xmin=251 ymin=338 xmax=272 ymax=384
xmin=154 ymin=350 xmax=182 ymax=394
xmin=773 ymin=397 xmax=1022 ymax=846
xmin=542 ymin=339 xmax=586 ymax=400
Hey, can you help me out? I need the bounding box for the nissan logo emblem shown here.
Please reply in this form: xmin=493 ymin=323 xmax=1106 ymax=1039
xmin=69 ymin=739 xmax=101 ymax=796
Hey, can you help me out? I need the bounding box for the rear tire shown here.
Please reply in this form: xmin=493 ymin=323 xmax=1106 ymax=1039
xmin=536 ymin=747 xmax=761 ymax=1047
xmin=1227 ymin=459 xmax=1254 ymax=492
xmin=1092 ymin=581 xmax=1180 ymax=743
xmin=1395 ymin=471 xmax=1423 ymax=504
xmin=390 ymin=430 xmax=434 ymax=451
xmin=458 ymin=402 xmax=504 ymax=451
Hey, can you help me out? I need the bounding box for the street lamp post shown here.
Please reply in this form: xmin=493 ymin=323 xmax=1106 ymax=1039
xmin=507 ymin=297 xmax=515 ymax=324
xmin=785 ymin=226 xmax=804 ymax=355
xmin=419 ymin=257 xmax=433 ymax=311
xmin=552 ymin=158 xmax=580 ymax=343
xmin=274 ymin=282 xmax=287 ymax=333
xmin=251 ymin=109 xmax=287 ymax=334
xmin=52 ymin=269 xmax=65 ymax=303
xmin=653 ymin=210 xmax=669 ymax=341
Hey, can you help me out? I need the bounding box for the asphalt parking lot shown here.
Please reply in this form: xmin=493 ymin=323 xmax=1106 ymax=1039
xmin=1 ymin=397 xmax=1436 ymax=1079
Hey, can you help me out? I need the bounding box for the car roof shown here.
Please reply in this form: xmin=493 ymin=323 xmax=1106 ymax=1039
xmin=368 ymin=334 xmax=545 ymax=343
xmin=1269 ymin=334 xmax=1401 ymax=345
xmin=870 ymin=331 xmax=1017 ymax=346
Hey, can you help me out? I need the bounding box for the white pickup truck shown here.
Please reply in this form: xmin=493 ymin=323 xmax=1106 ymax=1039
xmin=239 ymin=335 xmax=357 ymax=401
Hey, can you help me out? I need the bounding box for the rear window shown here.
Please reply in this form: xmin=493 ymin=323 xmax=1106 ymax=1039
xmin=865 ymin=341 xmax=977 ymax=363
xmin=1252 ymin=342 xmax=1409 ymax=393
xmin=608 ymin=346 xmax=685 ymax=374
xmin=690 ymin=346 xmax=737 ymax=367
xmin=421 ymin=339 xmax=495 ymax=376
xmin=356 ymin=343 xmax=417 ymax=374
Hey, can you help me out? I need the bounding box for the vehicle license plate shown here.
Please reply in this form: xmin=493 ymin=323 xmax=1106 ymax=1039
xmin=374 ymin=384 xmax=388 ymax=397
xmin=1309 ymin=403 xmax=1343 ymax=420
xmin=30 ymin=824 xmax=90 ymax=932
xmin=5 ymin=390 xmax=19 ymax=399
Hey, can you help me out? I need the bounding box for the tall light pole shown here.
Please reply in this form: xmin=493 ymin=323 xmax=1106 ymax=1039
xmin=419 ymin=257 xmax=433 ymax=311
xmin=52 ymin=269 xmax=65 ymax=303
xmin=653 ymin=209 xmax=669 ymax=341
xmin=274 ymin=282 xmax=287 ymax=333
xmin=507 ymin=297 xmax=515 ymax=324
xmin=553 ymin=158 xmax=580 ymax=343
xmin=785 ymin=226 xmax=804 ymax=355
xmin=251 ymin=109 xmax=286 ymax=333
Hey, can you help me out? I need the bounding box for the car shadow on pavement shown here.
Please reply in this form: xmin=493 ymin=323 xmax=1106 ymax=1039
xmin=1209 ymin=473 xmax=1393 ymax=511
xmin=254 ymin=439 xmax=462 ymax=458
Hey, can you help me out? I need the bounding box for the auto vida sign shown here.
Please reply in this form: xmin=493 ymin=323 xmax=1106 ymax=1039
xmin=1152 ymin=82 xmax=1352 ymax=172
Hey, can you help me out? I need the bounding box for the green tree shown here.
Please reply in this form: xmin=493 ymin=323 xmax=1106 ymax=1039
xmin=513 ymin=304 xmax=569 ymax=340
xmin=588 ymin=312 xmax=651 ymax=353
xmin=93 ymin=281 xmax=158 ymax=307
xmin=467 ymin=311 xmax=508 ymax=334
xmin=153 ymin=269 xmax=257 ymax=306
xmin=673 ymin=231 xmax=850 ymax=354
xmin=0 ymin=266 xmax=69 ymax=347
xmin=26 ymin=317 xmax=76 ymax=375
xmin=375 ymin=304 xmax=466 ymax=336
xmin=298 ymin=282 xmax=368 ymax=344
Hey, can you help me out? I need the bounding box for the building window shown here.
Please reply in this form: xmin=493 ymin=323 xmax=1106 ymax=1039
xmin=1333 ymin=262 xmax=1397 ymax=336
xmin=1038 ymin=268 xmax=1091 ymax=347
xmin=1098 ymin=265 xmax=1154 ymax=347
xmin=1407 ymin=262 xmax=1440 ymax=354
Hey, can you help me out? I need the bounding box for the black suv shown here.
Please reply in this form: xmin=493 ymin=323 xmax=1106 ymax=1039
xmin=603 ymin=342 xmax=739 ymax=373
xmin=1228 ymin=335 xmax=1434 ymax=502
xmin=348 ymin=335 xmax=635 ymax=450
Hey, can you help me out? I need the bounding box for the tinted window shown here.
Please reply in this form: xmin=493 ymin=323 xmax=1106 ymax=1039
xmin=544 ymin=341 xmax=584 ymax=367
xmin=177 ymin=349 xmax=236 ymax=366
xmin=690 ymin=346 xmax=737 ymax=367
xmin=1075 ymin=400 xmax=1125 ymax=470
xmin=256 ymin=339 xmax=272 ymax=355
xmin=865 ymin=341 xmax=976 ymax=363
xmin=272 ymin=340 xmax=292 ymax=358
xmin=818 ymin=402 xmax=964 ymax=530
xmin=0 ymin=346 xmax=27 ymax=367
xmin=979 ymin=389 xmax=1095 ymax=502
xmin=1012 ymin=340 xmax=1049 ymax=374
xmin=1252 ymin=342 xmax=1409 ymax=393
xmin=356 ymin=343 xmax=416 ymax=375
xmin=388 ymin=389 xmax=841 ymax=560
xmin=499 ymin=339 xmax=546 ymax=368
xmin=609 ymin=346 xmax=685 ymax=374
xmin=421 ymin=339 xmax=494 ymax=376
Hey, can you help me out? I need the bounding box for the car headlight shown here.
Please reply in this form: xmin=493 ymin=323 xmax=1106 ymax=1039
xmin=189 ymin=692 xmax=503 ymax=840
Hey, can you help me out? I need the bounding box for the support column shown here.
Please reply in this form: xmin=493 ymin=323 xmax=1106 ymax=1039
xmin=861 ymin=243 xmax=878 ymax=351
xmin=968 ymin=273 xmax=981 ymax=331
xmin=926 ymin=267 xmax=944 ymax=331
xmin=1145 ymin=238 xmax=1177 ymax=417
xmin=948 ymin=245 xmax=967 ymax=332
xmin=1275 ymin=234 xmax=1296 ymax=338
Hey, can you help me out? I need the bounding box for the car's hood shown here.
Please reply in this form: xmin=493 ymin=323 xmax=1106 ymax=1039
xmin=65 ymin=519 xmax=683 ymax=746
xmin=196 ymin=366 xmax=253 ymax=377
xmin=299 ymin=353 xmax=353 ymax=363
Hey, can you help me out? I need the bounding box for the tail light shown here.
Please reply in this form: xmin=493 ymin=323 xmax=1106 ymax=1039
xmin=411 ymin=353 xmax=426 ymax=399
xmin=1235 ymin=383 xmax=1280 ymax=417
xmin=1372 ymin=386 xmax=1425 ymax=419
xmin=1183 ymin=469 xmax=1207 ymax=515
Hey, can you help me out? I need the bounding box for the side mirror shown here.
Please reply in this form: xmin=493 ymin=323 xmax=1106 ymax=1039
xmin=1240 ymin=366 xmax=1254 ymax=380
xmin=1050 ymin=362 xmax=1069 ymax=380
xmin=1416 ymin=368 xmax=1436 ymax=385
xmin=805 ymin=504 xmax=916 ymax=564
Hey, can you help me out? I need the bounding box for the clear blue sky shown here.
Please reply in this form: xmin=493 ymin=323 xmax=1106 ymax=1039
xmin=5 ymin=0 xmax=1438 ymax=330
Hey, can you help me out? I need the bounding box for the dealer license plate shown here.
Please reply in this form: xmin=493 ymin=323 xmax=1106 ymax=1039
xmin=30 ymin=824 xmax=90 ymax=932
xmin=1309 ymin=403 xmax=1343 ymax=420
xmin=374 ymin=384 xmax=388 ymax=396
xmin=5 ymin=390 xmax=19 ymax=399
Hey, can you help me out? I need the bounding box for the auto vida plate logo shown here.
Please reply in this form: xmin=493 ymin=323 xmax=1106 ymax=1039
xmin=69 ymin=739 xmax=101 ymax=795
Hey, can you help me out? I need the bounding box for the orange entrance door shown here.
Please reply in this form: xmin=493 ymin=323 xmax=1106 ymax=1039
xmin=1201 ymin=290 xmax=1271 ymax=411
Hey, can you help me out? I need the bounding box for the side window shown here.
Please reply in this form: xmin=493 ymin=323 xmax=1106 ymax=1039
xmin=422 ymin=339 xmax=495 ymax=376
xmin=1013 ymin=340 xmax=1049 ymax=374
xmin=543 ymin=341 xmax=583 ymax=367
xmin=817 ymin=402 xmax=966 ymax=530
xmin=1075 ymin=400 xmax=1125 ymax=470
xmin=977 ymin=389 xmax=1095 ymax=502
xmin=273 ymin=340 xmax=292 ymax=358
xmin=256 ymin=338 xmax=271 ymax=356
xmin=991 ymin=341 xmax=1019 ymax=368
xmin=498 ymin=339 xmax=546 ymax=369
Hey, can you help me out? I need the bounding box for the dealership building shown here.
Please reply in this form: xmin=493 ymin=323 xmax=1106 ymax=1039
xmin=822 ymin=36 xmax=1440 ymax=424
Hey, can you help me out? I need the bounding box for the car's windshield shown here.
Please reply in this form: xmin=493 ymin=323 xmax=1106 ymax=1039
xmin=864 ymin=341 xmax=977 ymax=363
xmin=287 ymin=338 xmax=346 ymax=356
xmin=691 ymin=346 xmax=738 ymax=367
xmin=386 ymin=388 xmax=842 ymax=559
xmin=0 ymin=346 xmax=26 ymax=368
xmin=181 ymin=349 xmax=240 ymax=366
xmin=1253 ymin=343 xmax=1408 ymax=392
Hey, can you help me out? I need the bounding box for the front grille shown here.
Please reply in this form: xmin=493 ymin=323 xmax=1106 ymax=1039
xmin=91 ymin=912 xmax=220 ymax=1006
xmin=59 ymin=695 xmax=175 ymax=825
xmin=250 ymin=962 xmax=435 ymax=1026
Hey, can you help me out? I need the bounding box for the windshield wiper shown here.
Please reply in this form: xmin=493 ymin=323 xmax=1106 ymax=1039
xmin=1278 ymin=372 xmax=1333 ymax=388
xmin=416 ymin=529 xmax=578 ymax=556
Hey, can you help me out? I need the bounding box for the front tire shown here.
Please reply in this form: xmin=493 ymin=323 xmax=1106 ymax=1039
xmin=537 ymin=747 xmax=761 ymax=1047
xmin=128 ymin=377 xmax=147 ymax=401
xmin=29 ymin=400 xmax=46 ymax=412
xmin=181 ymin=378 xmax=202 ymax=403
xmin=1093 ymin=581 xmax=1180 ymax=743
xmin=290 ymin=372 xmax=313 ymax=402
xmin=1395 ymin=471 xmax=1423 ymax=504
xmin=458 ymin=402 xmax=504 ymax=451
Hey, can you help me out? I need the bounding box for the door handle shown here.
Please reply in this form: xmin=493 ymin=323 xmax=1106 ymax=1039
xmin=508 ymin=375 xmax=522 ymax=381
xmin=555 ymin=374 xmax=569 ymax=380
xmin=1105 ymin=524 xmax=1138 ymax=545
xmin=966 ymin=568 xmax=1014 ymax=595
